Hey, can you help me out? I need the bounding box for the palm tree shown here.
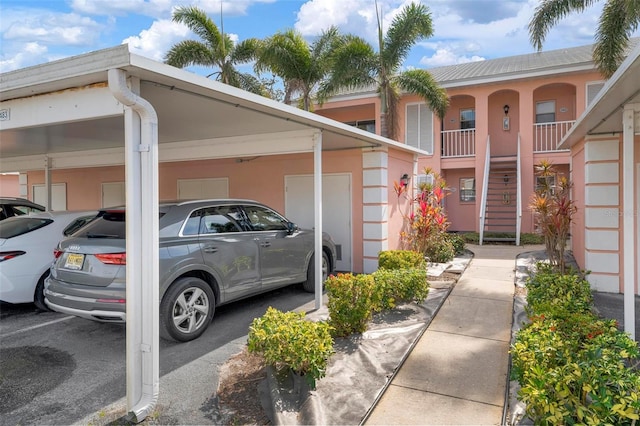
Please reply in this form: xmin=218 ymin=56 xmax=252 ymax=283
xmin=254 ymin=27 xmax=342 ymax=111
xmin=165 ymin=6 xmax=264 ymax=95
xmin=529 ymin=0 xmax=640 ymax=78
xmin=317 ymin=2 xmax=449 ymax=140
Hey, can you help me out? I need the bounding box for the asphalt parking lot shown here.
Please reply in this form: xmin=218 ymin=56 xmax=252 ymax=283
xmin=0 ymin=286 xmax=314 ymax=425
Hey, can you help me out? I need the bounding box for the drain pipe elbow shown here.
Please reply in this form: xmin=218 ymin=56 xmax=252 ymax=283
xmin=107 ymin=68 xmax=159 ymax=423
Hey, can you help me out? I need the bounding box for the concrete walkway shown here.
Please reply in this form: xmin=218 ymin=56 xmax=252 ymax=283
xmin=365 ymin=244 xmax=538 ymax=425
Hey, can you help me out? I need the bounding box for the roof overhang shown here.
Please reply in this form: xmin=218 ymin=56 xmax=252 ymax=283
xmin=0 ymin=44 xmax=424 ymax=173
xmin=559 ymin=43 xmax=640 ymax=149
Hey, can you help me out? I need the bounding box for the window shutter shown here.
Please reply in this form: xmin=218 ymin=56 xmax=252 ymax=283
xmin=405 ymin=103 xmax=433 ymax=154
xmin=586 ymin=82 xmax=605 ymax=107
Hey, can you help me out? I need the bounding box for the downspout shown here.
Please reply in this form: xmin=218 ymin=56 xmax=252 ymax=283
xmin=108 ymin=68 xmax=160 ymax=423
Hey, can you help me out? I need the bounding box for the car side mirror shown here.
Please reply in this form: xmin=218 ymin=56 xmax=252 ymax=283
xmin=286 ymin=222 xmax=298 ymax=235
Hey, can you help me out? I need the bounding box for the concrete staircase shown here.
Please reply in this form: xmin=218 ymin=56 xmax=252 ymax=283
xmin=483 ymin=159 xmax=517 ymax=241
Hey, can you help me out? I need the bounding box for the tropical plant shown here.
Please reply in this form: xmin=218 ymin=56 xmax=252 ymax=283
xmin=529 ymin=160 xmax=577 ymax=273
xmin=164 ymin=6 xmax=264 ymax=95
xmin=318 ymin=2 xmax=449 ymax=139
xmin=254 ymin=26 xmax=343 ymax=110
xmin=399 ymin=168 xmax=453 ymax=262
xmin=529 ymin=0 xmax=640 ymax=78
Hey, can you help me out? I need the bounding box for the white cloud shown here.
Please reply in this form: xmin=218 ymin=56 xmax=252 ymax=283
xmin=420 ymin=48 xmax=484 ymax=67
xmin=70 ymin=0 xmax=276 ymax=19
xmin=2 ymin=9 xmax=103 ymax=46
xmin=123 ymin=19 xmax=189 ymax=61
xmin=0 ymin=42 xmax=48 ymax=72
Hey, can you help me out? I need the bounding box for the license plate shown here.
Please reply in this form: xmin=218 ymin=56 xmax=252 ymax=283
xmin=64 ymin=253 xmax=85 ymax=270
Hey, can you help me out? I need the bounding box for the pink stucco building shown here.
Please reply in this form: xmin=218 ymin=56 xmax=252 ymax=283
xmin=315 ymin=41 xmax=639 ymax=244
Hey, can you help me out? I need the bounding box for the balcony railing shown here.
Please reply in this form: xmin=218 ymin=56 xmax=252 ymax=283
xmin=441 ymin=129 xmax=475 ymax=158
xmin=533 ymin=121 xmax=575 ymax=152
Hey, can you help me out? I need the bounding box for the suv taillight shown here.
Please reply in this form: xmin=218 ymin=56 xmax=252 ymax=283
xmin=53 ymin=249 xmax=63 ymax=259
xmin=94 ymin=253 xmax=126 ymax=265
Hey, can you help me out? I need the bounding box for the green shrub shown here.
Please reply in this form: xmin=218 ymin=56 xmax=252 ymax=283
xmin=371 ymin=268 xmax=429 ymax=311
xmin=247 ymin=307 xmax=334 ymax=388
xmin=325 ymin=273 xmax=375 ymax=337
xmin=424 ymin=236 xmax=455 ymax=263
xmin=378 ymin=250 xmax=426 ymax=270
xmin=525 ymin=263 xmax=593 ymax=317
xmin=512 ymin=315 xmax=640 ymax=424
xmin=511 ymin=266 xmax=640 ymax=424
xmin=446 ymin=233 xmax=466 ymax=254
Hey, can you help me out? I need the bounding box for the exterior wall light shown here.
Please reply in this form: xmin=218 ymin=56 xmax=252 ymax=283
xmin=400 ymin=173 xmax=410 ymax=187
xmin=503 ymin=104 xmax=510 ymax=115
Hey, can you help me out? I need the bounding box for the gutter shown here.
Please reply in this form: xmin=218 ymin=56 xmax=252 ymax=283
xmin=107 ymin=68 xmax=160 ymax=423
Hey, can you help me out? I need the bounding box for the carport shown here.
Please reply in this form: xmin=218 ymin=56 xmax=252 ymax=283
xmin=0 ymin=44 xmax=421 ymax=422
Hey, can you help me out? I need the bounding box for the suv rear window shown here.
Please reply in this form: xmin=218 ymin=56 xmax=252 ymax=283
xmin=74 ymin=210 xmax=126 ymax=239
xmin=0 ymin=217 xmax=52 ymax=239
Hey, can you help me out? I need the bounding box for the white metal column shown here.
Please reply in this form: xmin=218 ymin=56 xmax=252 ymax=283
xmin=313 ymin=131 xmax=323 ymax=310
xmin=622 ymin=106 xmax=636 ymax=340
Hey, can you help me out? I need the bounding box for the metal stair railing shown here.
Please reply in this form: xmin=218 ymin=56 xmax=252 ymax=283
xmin=516 ymin=133 xmax=522 ymax=246
xmin=479 ymin=135 xmax=490 ymax=245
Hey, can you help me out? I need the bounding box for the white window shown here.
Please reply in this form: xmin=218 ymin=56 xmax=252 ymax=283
xmin=416 ymin=174 xmax=435 ymax=193
xmin=406 ymin=103 xmax=434 ymax=154
xmin=536 ymin=100 xmax=556 ymax=123
xmin=459 ymin=177 xmax=476 ymax=202
xmin=460 ymin=109 xmax=475 ymax=130
xmin=586 ymin=81 xmax=605 ymax=107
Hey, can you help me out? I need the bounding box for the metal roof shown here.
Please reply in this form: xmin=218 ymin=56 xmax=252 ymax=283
xmin=327 ymin=38 xmax=640 ymax=98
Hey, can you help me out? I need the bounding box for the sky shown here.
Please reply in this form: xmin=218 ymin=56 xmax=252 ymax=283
xmin=0 ymin=0 xmax=629 ymax=76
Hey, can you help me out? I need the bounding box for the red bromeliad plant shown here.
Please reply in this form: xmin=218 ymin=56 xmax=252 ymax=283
xmin=397 ymin=168 xmax=452 ymax=261
xmin=530 ymin=160 xmax=577 ymax=273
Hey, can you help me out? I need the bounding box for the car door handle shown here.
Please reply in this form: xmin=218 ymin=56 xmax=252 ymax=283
xmin=203 ymin=246 xmax=218 ymax=253
xmin=259 ymin=242 xmax=271 ymax=248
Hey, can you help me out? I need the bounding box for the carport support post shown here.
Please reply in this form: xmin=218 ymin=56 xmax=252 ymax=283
xmin=623 ymin=106 xmax=636 ymax=340
xmin=313 ymin=131 xmax=323 ymax=310
xmin=108 ymin=69 xmax=160 ymax=423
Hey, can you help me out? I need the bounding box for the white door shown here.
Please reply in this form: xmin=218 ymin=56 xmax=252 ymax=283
xmin=102 ymin=182 xmax=125 ymax=208
xmin=285 ymin=174 xmax=351 ymax=271
xmin=33 ymin=183 xmax=66 ymax=211
xmin=178 ymin=178 xmax=229 ymax=200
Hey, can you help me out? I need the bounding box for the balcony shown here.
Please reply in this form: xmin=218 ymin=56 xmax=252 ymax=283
xmin=441 ymin=129 xmax=475 ymax=158
xmin=533 ymin=121 xmax=574 ymax=153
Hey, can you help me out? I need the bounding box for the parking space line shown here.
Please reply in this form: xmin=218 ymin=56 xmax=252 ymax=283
xmin=1 ymin=315 xmax=74 ymax=338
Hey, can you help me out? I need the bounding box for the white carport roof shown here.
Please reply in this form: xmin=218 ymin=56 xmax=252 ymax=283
xmin=0 ymin=44 xmax=423 ymax=172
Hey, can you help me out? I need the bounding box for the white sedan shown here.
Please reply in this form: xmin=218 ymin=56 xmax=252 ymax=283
xmin=0 ymin=210 xmax=97 ymax=310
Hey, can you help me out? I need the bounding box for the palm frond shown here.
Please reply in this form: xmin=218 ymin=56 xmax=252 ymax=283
xmin=232 ymin=71 xmax=267 ymax=95
xmin=231 ymin=38 xmax=261 ymax=64
xmin=396 ymin=70 xmax=449 ymax=119
xmin=383 ymin=3 xmax=434 ymax=71
xmin=528 ymin=0 xmax=599 ymax=50
xmin=316 ymin=36 xmax=377 ymax=103
xmin=593 ymin=0 xmax=634 ymax=77
xmin=164 ymin=40 xmax=214 ymax=68
xmin=172 ymin=6 xmax=223 ymax=52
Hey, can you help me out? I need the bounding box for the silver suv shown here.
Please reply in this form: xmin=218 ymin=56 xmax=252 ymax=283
xmin=45 ymin=199 xmax=336 ymax=342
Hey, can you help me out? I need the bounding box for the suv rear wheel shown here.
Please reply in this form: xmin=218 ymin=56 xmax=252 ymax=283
xmin=160 ymin=277 xmax=215 ymax=342
xmin=302 ymin=251 xmax=329 ymax=293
